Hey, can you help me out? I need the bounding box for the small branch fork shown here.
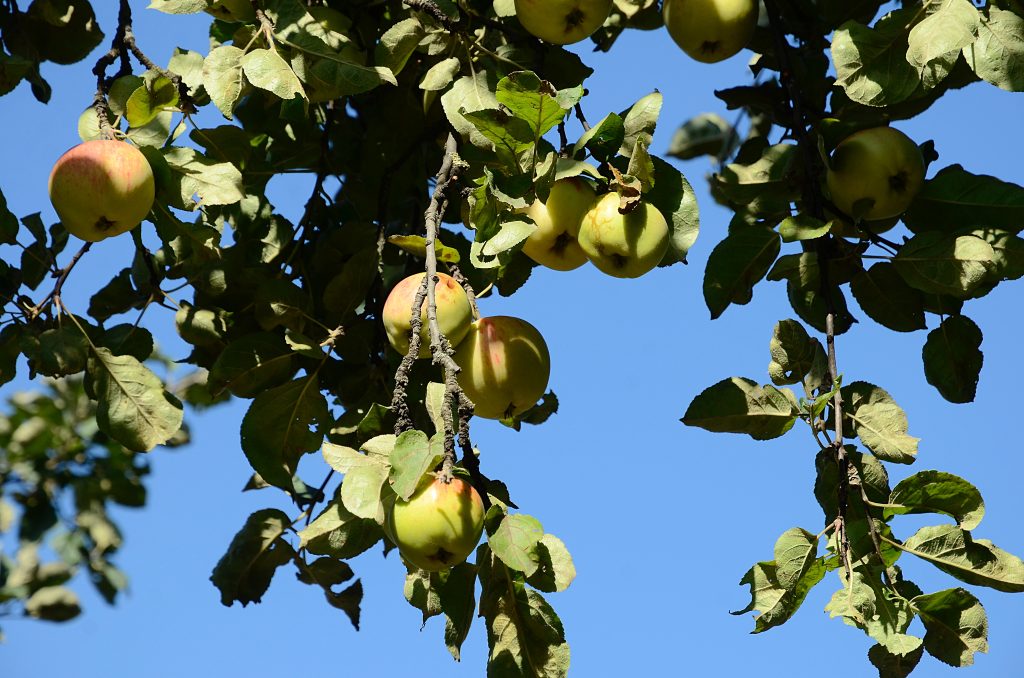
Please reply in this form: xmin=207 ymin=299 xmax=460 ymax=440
xmin=92 ymin=0 xmax=195 ymax=138
xmin=389 ymin=133 xmax=491 ymax=508
xmin=763 ymin=0 xmax=888 ymax=583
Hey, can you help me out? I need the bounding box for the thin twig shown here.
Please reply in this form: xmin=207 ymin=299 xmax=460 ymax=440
xmin=445 ymin=262 xmax=480 ymax=320
xmin=33 ymin=242 xmax=92 ymax=318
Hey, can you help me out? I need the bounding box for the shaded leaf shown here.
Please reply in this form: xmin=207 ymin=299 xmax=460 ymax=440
xmin=912 ymin=588 xmax=989 ymax=667
xmin=842 ymin=381 xmax=919 ymax=464
xmin=887 ymin=471 xmax=985 ymax=530
xmin=922 ymin=315 xmax=983 ymax=404
xmin=683 ymin=377 xmax=799 ymax=441
xmin=210 ymin=509 xmax=293 ymax=607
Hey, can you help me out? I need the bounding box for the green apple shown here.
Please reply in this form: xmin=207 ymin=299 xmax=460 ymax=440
xmin=522 ymin=177 xmax=597 ymax=271
xmin=663 ymin=0 xmax=758 ymax=64
xmin=388 ymin=475 xmax=484 ymax=571
xmin=382 ymin=272 xmax=473 ymax=358
xmin=826 ymin=126 xmax=926 ymax=221
xmin=454 ymin=316 xmax=551 ymax=421
xmin=578 ymin=193 xmax=670 ymax=278
xmin=48 ymin=140 xmax=155 ymax=243
xmin=514 ymin=0 xmax=613 ymax=45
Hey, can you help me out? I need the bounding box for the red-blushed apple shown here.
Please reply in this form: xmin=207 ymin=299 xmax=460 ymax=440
xmin=388 ymin=475 xmax=485 ymax=571
xmin=454 ymin=316 xmax=551 ymax=420
xmin=514 ymin=0 xmax=613 ymax=45
xmin=826 ymin=126 xmax=926 ymax=221
xmin=48 ymin=139 xmax=155 ymax=243
xmin=663 ymin=0 xmax=758 ymax=64
xmin=382 ymin=272 xmax=474 ymax=358
xmin=578 ymin=193 xmax=670 ymax=278
xmin=522 ymin=177 xmax=597 ymax=271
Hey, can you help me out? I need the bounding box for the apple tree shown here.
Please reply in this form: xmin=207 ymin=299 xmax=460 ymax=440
xmin=1 ymin=0 xmax=1023 ymax=675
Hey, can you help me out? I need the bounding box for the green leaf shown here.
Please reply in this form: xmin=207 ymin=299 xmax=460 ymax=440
xmin=298 ymin=499 xmax=382 ymax=559
xmin=825 ymin=571 xmax=921 ymax=656
xmin=733 ymin=552 xmax=827 ymax=633
xmin=489 ymin=513 xmax=544 ymax=576
xmin=388 ymin=430 xmax=444 ymax=501
xmin=922 ymin=315 xmax=983 ymax=404
xmin=496 ymin=71 xmax=577 ymax=140
xmin=419 ymin=57 xmax=461 ymax=91
xmin=898 ymin=524 xmax=1024 ymax=592
xmin=903 ymin=165 xmax=1024 ymax=233
xmin=906 ymin=0 xmax=980 ymax=72
xmin=202 ymin=45 xmax=246 ymax=118
xmin=849 ymin=262 xmax=927 ymax=333
xmin=683 ymin=377 xmax=799 ymax=440
xmin=322 ymin=247 xmax=378 ymax=319
xmin=893 ymin=232 xmax=994 ymax=298
xmin=645 ymin=156 xmax=700 ymax=263
xmin=208 ymin=332 xmax=296 ymax=398
xmin=886 ymin=470 xmax=985 ymax=530
xmin=618 ymin=91 xmax=662 ymax=158
xmin=767 ymin=319 xmax=824 ymax=387
xmin=0 ymin=187 xmax=18 ymax=244
xmin=842 ymin=381 xmax=919 ymax=464
xmin=210 ymin=509 xmax=293 ymax=607
xmin=21 ymin=326 xmax=89 ymax=377
xmin=162 ymin=146 xmax=245 ymax=209
xmin=912 ymin=588 xmax=989 ymax=667
xmin=387 ymin=235 xmax=460 ymax=263
xmin=149 ymin=0 xmax=206 ymax=12
xmin=25 ymin=586 xmax=81 ymax=621
xmin=712 ymin=144 xmax=799 ymax=211
xmin=703 ymin=227 xmax=780 ymax=319
xmin=89 ymin=347 xmax=184 ymax=452
xmin=525 ymin=534 xmax=576 ymax=593
xmin=441 ymin=72 xmax=500 ymax=149
xmin=779 ymin=214 xmax=830 ymax=242
xmin=125 ymin=76 xmax=180 ymax=128
xmin=404 ymin=567 xmax=443 ymax=624
xmin=239 ymin=376 xmax=328 ymax=490
xmin=374 ymin=17 xmax=423 ymax=75
xmin=832 ymin=12 xmax=924 ymax=107
xmin=440 ymin=562 xmax=477 ymax=661
xmin=462 ymin=108 xmax=535 ymax=165
xmin=964 ymin=8 xmax=1024 ymax=92
xmin=573 ymin=112 xmax=625 ymax=161
xmin=478 ymin=548 xmax=570 ymax=678
xmin=970 ymin=228 xmax=1024 ymax=280
xmin=424 ymin=382 xmax=447 ymax=437
xmin=340 ymin=463 xmax=388 ymax=522
xmin=241 ymin=48 xmax=306 ymax=101
xmin=868 ymin=643 xmax=924 ymax=678
xmin=666 ymin=112 xmax=734 ymax=160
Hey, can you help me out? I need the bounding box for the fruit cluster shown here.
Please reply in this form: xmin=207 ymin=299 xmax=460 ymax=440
xmin=523 ymin=177 xmax=670 ymax=279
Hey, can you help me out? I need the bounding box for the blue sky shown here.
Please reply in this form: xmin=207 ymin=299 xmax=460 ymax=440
xmin=2 ymin=4 xmax=1023 ymax=677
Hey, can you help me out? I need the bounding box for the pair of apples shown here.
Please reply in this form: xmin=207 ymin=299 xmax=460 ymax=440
xmin=515 ymin=0 xmax=758 ymax=64
xmin=524 ymin=178 xmax=670 ymax=278
xmin=382 ymin=273 xmax=551 ymax=422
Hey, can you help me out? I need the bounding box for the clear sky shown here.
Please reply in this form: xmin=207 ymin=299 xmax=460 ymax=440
xmin=2 ymin=4 xmax=1023 ymax=677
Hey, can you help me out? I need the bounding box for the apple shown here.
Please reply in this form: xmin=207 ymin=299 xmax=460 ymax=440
xmin=454 ymin=316 xmax=551 ymax=421
xmin=826 ymin=126 xmax=926 ymax=221
xmin=48 ymin=140 xmax=155 ymax=243
xmin=382 ymin=272 xmax=473 ymax=358
xmin=514 ymin=0 xmax=613 ymax=45
xmin=388 ymin=475 xmax=485 ymax=571
xmin=578 ymin=193 xmax=670 ymax=278
xmin=663 ymin=0 xmax=759 ymax=64
xmin=522 ymin=177 xmax=597 ymax=271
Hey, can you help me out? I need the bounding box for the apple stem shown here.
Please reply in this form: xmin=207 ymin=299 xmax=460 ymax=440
xmin=764 ymin=0 xmax=892 ymax=589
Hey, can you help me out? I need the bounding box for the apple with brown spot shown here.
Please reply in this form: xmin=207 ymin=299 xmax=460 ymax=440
xmin=388 ymin=475 xmax=484 ymax=572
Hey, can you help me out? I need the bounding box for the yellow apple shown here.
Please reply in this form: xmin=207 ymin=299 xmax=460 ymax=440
xmin=522 ymin=177 xmax=597 ymax=271
xmin=514 ymin=0 xmax=613 ymax=45
xmin=388 ymin=475 xmax=484 ymax=572
xmin=48 ymin=140 xmax=155 ymax=243
xmin=826 ymin=127 xmax=926 ymax=221
xmin=578 ymin=193 xmax=670 ymax=278
xmin=454 ymin=316 xmax=551 ymax=420
xmin=382 ymin=272 xmax=473 ymax=358
xmin=663 ymin=0 xmax=758 ymax=64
